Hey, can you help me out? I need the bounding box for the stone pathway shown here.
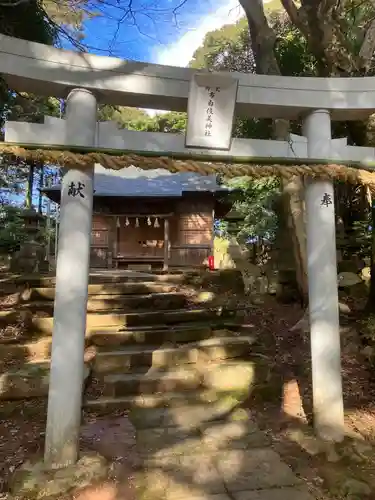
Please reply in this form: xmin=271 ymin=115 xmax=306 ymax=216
xmin=131 ymin=404 xmax=316 ymax=500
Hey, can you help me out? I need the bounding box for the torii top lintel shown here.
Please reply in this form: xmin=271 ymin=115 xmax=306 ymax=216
xmin=1 ymin=34 xmax=375 ymax=121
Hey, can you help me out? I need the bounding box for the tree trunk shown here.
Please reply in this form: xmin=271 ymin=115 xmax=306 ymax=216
xmin=366 ymin=199 xmax=375 ymax=312
xmin=239 ymin=0 xmax=308 ymax=304
xmin=280 ymin=0 xmax=375 ymax=310
xmin=366 ymin=117 xmax=375 ymax=310
xmin=25 ymin=162 xmax=35 ymax=209
xmin=38 ymin=164 xmax=44 ymax=214
xmin=282 ymin=177 xmax=308 ymax=304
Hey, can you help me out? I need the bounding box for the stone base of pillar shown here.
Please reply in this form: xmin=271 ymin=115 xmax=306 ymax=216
xmin=11 ymin=453 xmax=108 ymax=498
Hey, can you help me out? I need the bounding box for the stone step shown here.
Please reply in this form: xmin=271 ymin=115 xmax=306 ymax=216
xmin=23 ymin=292 xmax=188 ymax=314
xmin=129 ymin=403 xmax=240 ymax=430
xmin=90 ymin=322 xmax=216 ymax=346
xmin=32 ymin=308 xmax=222 ymax=334
xmin=84 ymin=388 xmax=228 ymax=412
xmin=102 ymin=368 xmax=201 ymax=397
xmin=0 ymin=360 xmax=91 ymax=400
xmin=21 ymin=282 xmax=179 ymax=301
xmin=88 ymin=273 xmax=186 ymax=284
xmin=3 ymin=269 xmax=242 ymax=291
xmin=19 ymin=321 xmax=232 ymax=344
xmin=4 ymin=273 xmax=186 ymax=288
xmin=100 ymin=361 xmax=256 ymax=398
xmin=92 ymin=336 xmax=255 ymax=374
xmin=0 ymin=338 xmax=52 ymax=369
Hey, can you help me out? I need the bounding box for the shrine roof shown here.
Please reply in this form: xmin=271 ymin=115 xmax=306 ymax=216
xmin=43 ymin=164 xmax=229 ymax=201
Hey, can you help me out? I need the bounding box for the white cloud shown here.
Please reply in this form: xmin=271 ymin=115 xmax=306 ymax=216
xmin=144 ymin=0 xmax=242 ymax=115
xmin=145 ymin=0 xmax=272 ymax=115
xmin=154 ymin=0 xmax=243 ymax=68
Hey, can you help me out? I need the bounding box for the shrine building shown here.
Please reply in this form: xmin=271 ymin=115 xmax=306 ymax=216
xmin=43 ymin=164 xmax=232 ymax=270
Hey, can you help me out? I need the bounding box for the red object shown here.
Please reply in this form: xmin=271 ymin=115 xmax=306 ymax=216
xmin=208 ymin=255 xmax=215 ymax=270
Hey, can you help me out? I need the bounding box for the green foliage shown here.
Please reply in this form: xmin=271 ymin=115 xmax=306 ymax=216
xmin=0 ymin=206 xmax=28 ymax=254
xmin=189 ymin=18 xmax=256 ymax=139
xmin=1 ymin=94 xmax=61 ymax=139
xmin=0 ymin=0 xmax=64 ymax=138
xmin=351 ymin=217 xmax=372 ymax=256
xmin=0 ymin=165 xmax=28 ymax=200
xmin=126 ymin=111 xmax=187 ymax=133
xmin=0 ymin=0 xmax=57 ymax=44
xmin=224 ymin=177 xmax=281 ymax=243
xmin=100 ymin=107 xmax=187 ymax=133
xmin=359 ymin=314 xmax=375 ymax=363
xmin=0 ymin=0 xmax=93 ymax=141
xmin=189 ymin=17 xmax=289 ymax=242
xmin=271 ymin=13 xmax=317 ymax=76
xmin=0 ymin=0 xmax=59 ymax=130
xmin=190 ymin=18 xmax=253 ymax=72
xmin=153 ymin=112 xmax=187 ymax=133
xmin=188 ymin=13 xmax=315 ymax=139
xmin=98 ymin=105 xmax=149 ymax=125
xmin=0 ymin=0 xmax=94 ymax=47
xmin=43 ymin=0 xmax=92 ymax=43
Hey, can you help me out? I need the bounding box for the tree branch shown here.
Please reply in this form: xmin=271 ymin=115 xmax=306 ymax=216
xmin=359 ymin=1 xmax=375 ymax=69
xmin=238 ymin=0 xmax=280 ymax=75
xmin=359 ymin=18 xmax=375 ymax=69
xmin=280 ymin=0 xmax=308 ymax=36
xmin=0 ymin=0 xmax=30 ymax=7
xmin=319 ymin=0 xmax=339 ymax=16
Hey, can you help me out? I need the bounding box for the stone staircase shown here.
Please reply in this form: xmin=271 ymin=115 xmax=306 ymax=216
xmin=0 ymin=271 xmax=257 ymax=412
xmin=83 ymin=273 xmax=255 ymax=412
xmin=2 ymin=272 xmax=315 ymax=500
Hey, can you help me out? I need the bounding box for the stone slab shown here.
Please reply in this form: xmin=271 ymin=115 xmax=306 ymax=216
xmin=132 ymin=406 xmax=207 ymax=430
xmin=215 ymin=449 xmax=300 ymax=493
xmin=131 ymin=407 xmax=176 ymax=429
xmin=131 ymin=403 xmax=257 ymax=431
xmin=135 ymin=454 xmax=226 ymax=499
xmin=203 ymin=361 xmax=255 ymax=392
xmin=165 ymin=495 xmax=231 ymax=500
xmin=130 ymin=404 xmax=221 ymax=430
xmin=233 ymin=487 xmax=315 ymax=500
xmin=163 ymin=404 xmax=233 ymax=430
xmin=202 ymin=420 xmax=269 ymax=451
xmin=136 ymin=427 xmax=203 ymax=458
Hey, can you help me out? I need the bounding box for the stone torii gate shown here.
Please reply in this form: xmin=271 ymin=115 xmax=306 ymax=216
xmin=2 ymin=33 xmax=375 ymax=469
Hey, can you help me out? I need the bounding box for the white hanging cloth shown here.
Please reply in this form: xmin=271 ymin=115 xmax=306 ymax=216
xmin=116 ymin=217 xmax=120 ymax=228
xmin=135 ymin=217 xmax=139 ymax=228
xmin=125 ymin=217 xmax=130 ymax=226
xmin=154 ymin=217 xmax=160 ymax=228
xmin=147 ymin=217 xmax=151 ymax=226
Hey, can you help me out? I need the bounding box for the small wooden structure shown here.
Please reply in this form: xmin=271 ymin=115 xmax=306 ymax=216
xmin=43 ymin=165 xmax=231 ymax=270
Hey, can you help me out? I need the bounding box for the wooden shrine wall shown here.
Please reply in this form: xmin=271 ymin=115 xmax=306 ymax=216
xmin=90 ymin=195 xmax=215 ymax=268
xmin=117 ymin=217 xmax=164 ymax=258
xmin=170 ymin=196 xmax=214 ymax=267
xmin=90 ymin=215 xmax=111 ymax=268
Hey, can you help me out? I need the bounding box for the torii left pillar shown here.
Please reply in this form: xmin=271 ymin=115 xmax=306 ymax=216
xmin=44 ymin=88 xmax=97 ymax=468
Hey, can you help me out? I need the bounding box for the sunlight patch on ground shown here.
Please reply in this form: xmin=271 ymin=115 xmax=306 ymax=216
xmin=282 ymin=379 xmax=307 ymax=421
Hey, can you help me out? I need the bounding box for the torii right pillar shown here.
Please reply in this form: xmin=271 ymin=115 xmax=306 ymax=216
xmin=303 ymin=109 xmax=345 ymax=442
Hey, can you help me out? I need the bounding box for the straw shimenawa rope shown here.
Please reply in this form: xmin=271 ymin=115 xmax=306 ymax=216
xmin=2 ymin=144 xmax=375 ymax=190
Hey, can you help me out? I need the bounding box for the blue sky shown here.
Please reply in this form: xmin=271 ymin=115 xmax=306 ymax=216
xmin=80 ymin=0 xmax=244 ymax=67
